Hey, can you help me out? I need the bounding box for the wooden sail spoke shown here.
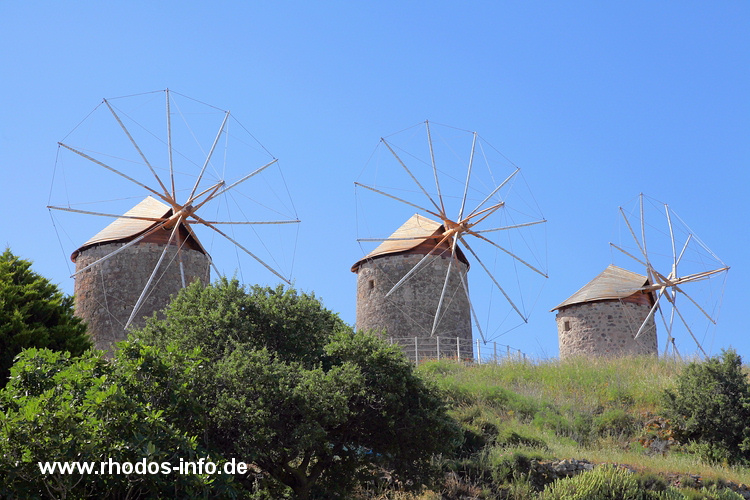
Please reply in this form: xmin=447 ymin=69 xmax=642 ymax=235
xmin=671 ymin=283 xmax=719 ymax=324
xmin=187 ymin=180 xmax=225 ymax=210
xmin=381 ymin=138 xmax=444 ymax=216
xmin=354 ymin=182 xmax=443 ymax=220
xmin=186 ymin=219 xmax=300 ymax=225
xmin=610 ymin=243 xmax=648 ymax=269
xmin=104 ymin=98 xmax=171 ymax=199
xmin=190 ymin=213 xmax=290 ymax=284
xmin=474 ymin=220 xmax=546 ymax=234
xmin=634 ymin=286 xmax=666 ymax=339
xmin=470 ymin=232 xmax=547 ymax=278
xmin=457 ymin=265 xmax=487 ymax=344
xmin=384 ymin=232 xmax=453 ymax=298
xmin=431 ymin=246 xmax=455 ymax=336
xmin=465 ymin=167 xmax=519 ymax=220
xmin=668 ymin=294 xmax=708 ymax=358
xmin=187 ymin=110 xmax=230 ymax=202
xmin=457 ymin=132 xmax=477 ymax=221
xmin=425 ymin=121 xmax=447 ymax=215
xmin=124 ymin=216 xmax=183 ymax=329
xmin=619 ymin=206 xmax=648 ymax=263
xmin=58 ymin=142 xmax=173 ymax=206
xmin=459 ymin=235 xmax=526 ymax=322
xmin=71 ymin=220 xmax=170 ymax=277
xmin=166 ymin=89 xmax=176 ymax=200
xmin=460 ymin=201 xmax=504 ymax=227
xmin=211 ymin=159 xmax=279 ymax=199
xmin=48 ymin=205 xmax=167 ymax=222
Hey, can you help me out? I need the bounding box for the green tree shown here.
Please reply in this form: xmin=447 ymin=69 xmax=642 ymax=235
xmin=0 ymin=248 xmax=90 ymax=386
xmin=134 ymin=278 xmax=462 ymax=499
xmin=0 ymin=344 xmax=242 ymax=499
xmin=663 ymin=349 xmax=750 ymax=465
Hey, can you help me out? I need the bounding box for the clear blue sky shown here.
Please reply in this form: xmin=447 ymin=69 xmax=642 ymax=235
xmin=1 ymin=2 xmax=747 ymax=360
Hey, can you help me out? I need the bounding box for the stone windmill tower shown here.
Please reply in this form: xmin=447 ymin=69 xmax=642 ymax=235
xmin=353 ymin=121 xmax=548 ymax=362
xmin=48 ymin=90 xmax=300 ymax=354
xmin=351 ymin=214 xmax=473 ymax=361
xmin=71 ymin=196 xmax=210 ymax=353
xmin=552 ymin=264 xmax=657 ymax=359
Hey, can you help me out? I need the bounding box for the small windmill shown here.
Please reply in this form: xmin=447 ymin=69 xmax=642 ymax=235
xmin=610 ymin=194 xmax=728 ymax=357
xmin=48 ymin=90 xmax=299 ymax=351
xmin=353 ymin=121 xmax=547 ymax=351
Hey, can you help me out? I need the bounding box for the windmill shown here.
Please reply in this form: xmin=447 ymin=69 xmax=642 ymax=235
xmin=353 ymin=121 xmax=547 ymax=358
xmin=48 ymin=90 xmax=299 ymax=352
xmin=610 ymin=194 xmax=729 ymax=358
xmin=552 ymin=264 xmax=659 ymax=359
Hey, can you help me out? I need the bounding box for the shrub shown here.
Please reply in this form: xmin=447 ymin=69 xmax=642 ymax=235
xmin=594 ymin=408 xmax=637 ymax=438
xmin=540 ymin=466 xmax=642 ymax=500
xmin=663 ymin=349 xmax=750 ymax=465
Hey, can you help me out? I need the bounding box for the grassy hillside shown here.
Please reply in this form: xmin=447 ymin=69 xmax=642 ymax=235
xmin=356 ymin=356 xmax=750 ymax=499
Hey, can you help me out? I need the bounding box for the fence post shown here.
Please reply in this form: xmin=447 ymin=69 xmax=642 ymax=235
xmin=494 ymin=342 xmax=497 ymax=363
xmin=414 ymin=337 xmax=418 ymax=366
xmin=476 ymin=339 xmax=481 ymax=364
xmin=456 ymin=337 xmax=460 ymax=361
xmin=436 ymin=336 xmax=440 ymax=361
xmin=507 ymin=345 xmax=510 ymax=358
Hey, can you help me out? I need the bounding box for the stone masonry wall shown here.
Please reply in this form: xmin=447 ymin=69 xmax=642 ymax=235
xmin=556 ymin=300 xmax=657 ymax=359
xmin=74 ymin=242 xmax=210 ymax=354
xmin=355 ymin=253 xmax=472 ymax=361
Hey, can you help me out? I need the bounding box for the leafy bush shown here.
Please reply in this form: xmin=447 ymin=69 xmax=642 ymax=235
xmin=0 ymin=346 xmax=239 ymax=499
xmin=663 ymin=349 xmax=750 ymax=465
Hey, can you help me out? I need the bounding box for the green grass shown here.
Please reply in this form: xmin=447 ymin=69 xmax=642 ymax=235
xmin=404 ymin=356 xmax=750 ymax=498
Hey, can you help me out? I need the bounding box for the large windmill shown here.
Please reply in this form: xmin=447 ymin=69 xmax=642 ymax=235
xmin=609 ymin=194 xmax=729 ymax=358
xmin=353 ymin=121 xmax=547 ymax=360
xmin=48 ymin=90 xmax=299 ymax=352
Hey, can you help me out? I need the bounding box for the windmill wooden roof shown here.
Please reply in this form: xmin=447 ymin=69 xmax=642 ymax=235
xmin=351 ymin=213 xmax=469 ymax=272
xmin=71 ymin=196 xmax=206 ymax=262
xmin=551 ymin=264 xmax=653 ymax=311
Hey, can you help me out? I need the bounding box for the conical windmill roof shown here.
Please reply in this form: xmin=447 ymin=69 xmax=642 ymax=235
xmin=71 ymin=196 xmax=206 ymax=262
xmin=551 ymin=264 xmax=652 ymax=311
xmin=351 ymin=213 xmax=469 ymax=272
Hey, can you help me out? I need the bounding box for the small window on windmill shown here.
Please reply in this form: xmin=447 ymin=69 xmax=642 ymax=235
xmin=368 ymin=280 xmax=375 ymax=291
xmin=563 ymin=320 xmax=571 ymax=332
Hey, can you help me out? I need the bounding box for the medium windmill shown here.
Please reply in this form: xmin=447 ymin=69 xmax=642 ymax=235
xmin=609 ymin=194 xmax=729 ymax=358
xmin=48 ymin=90 xmax=299 ymax=352
xmin=552 ymin=264 xmax=659 ymax=359
xmin=353 ymin=121 xmax=547 ymax=359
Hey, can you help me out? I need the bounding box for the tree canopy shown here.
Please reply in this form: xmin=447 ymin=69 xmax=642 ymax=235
xmin=134 ymin=278 xmax=462 ymax=499
xmin=0 ymin=248 xmax=90 ymax=386
xmin=0 ymin=278 xmax=461 ymax=499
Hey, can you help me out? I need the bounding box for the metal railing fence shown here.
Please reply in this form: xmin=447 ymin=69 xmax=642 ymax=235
xmin=387 ymin=336 xmax=528 ymax=365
